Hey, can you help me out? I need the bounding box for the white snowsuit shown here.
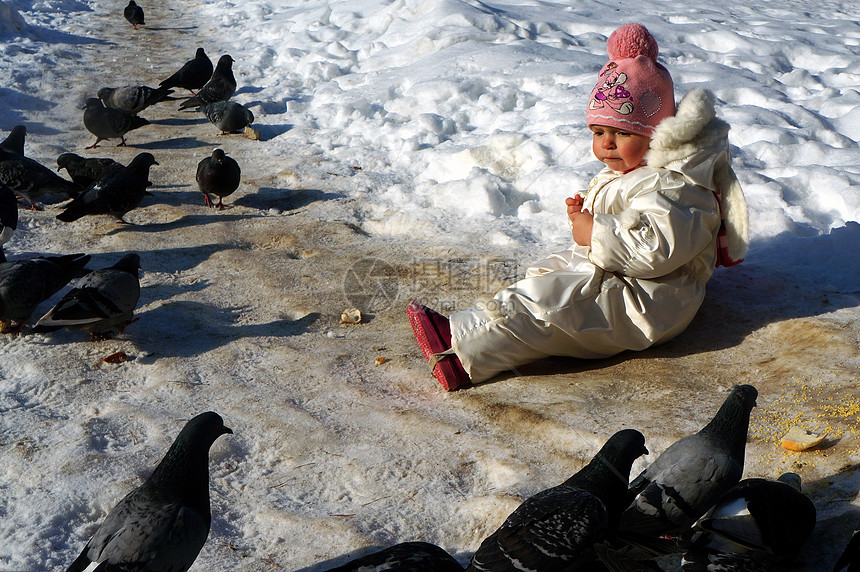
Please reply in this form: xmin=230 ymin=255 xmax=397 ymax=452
xmin=449 ymin=89 xmax=749 ymax=383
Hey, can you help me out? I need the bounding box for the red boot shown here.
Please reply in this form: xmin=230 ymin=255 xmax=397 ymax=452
xmin=407 ymin=301 xmax=470 ymax=391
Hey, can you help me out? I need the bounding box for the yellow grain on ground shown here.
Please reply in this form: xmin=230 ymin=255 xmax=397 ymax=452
xmin=749 ymin=377 xmax=860 ymax=475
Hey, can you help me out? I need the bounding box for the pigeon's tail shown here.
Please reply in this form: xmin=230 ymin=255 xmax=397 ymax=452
xmin=0 ymin=247 xmax=5 ymax=264
xmin=151 ymin=85 xmax=177 ymax=104
xmin=57 ymin=201 xmax=91 ymax=223
xmin=65 ymin=548 xmax=91 ymax=572
xmin=56 ymin=176 xmax=84 ymax=198
xmin=129 ymin=116 xmax=151 ymax=132
xmin=158 ymin=74 xmax=179 ymax=90
xmin=30 ymin=322 xmax=63 ymax=333
xmin=178 ymin=96 xmax=203 ymax=110
xmin=51 ymin=253 xmax=91 ymax=283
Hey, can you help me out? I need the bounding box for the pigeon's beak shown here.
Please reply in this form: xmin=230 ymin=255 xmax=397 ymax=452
xmin=642 ymin=445 xmax=649 ymax=456
xmin=223 ymin=426 xmax=233 ymax=435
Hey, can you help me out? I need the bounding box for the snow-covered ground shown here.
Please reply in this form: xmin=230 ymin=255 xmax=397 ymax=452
xmin=0 ymin=0 xmax=858 ymax=569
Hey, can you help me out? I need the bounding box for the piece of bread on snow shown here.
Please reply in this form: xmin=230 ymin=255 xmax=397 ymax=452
xmin=781 ymin=427 xmax=827 ymax=451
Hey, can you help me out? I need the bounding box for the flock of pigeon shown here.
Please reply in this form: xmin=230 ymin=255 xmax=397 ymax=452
xmin=1 ymin=3 xmax=858 ymax=572
xmin=0 ymin=4 xmax=250 ymax=336
xmin=56 ymin=384 xmax=860 ymax=571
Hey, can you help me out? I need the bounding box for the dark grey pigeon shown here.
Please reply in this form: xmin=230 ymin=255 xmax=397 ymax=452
xmin=178 ymin=55 xmax=236 ymax=110
xmin=620 ymin=385 xmax=759 ymax=538
xmin=124 ymin=0 xmax=144 ymax=28
xmin=56 ymin=153 xmax=124 ymax=188
xmin=834 ymin=530 xmax=860 ymax=572
xmin=83 ymin=97 xmax=150 ymax=149
xmin=196 ymin=149 xmax=240 ymax=209
xmin=325 ymin=542 xmax=464 ymax=571
xmin=466 ymin=429 xmax=648 ymax=572
xmin=0 ymin=253 xmax=90 ymax=333
xmin=98 ymin=85 xmax=175 ymax=115
xmin=203 ymin=101 xmax=254 ymax=134
xmin=159 ymin=47 xmax=214 ymax=95
xmin=0 ymin=184 xmax=18 ymax=263
xmin=66 ymin=412 xmax=233 ymax=572
xmin=681 ymin=472 xmax=815 ymax=570
xmin=0 ymin=125 xmax=26 ymax=156
xmin=57 ymin=152 xmax=158 ymax=224
xmin=0 ymin=149 xmax=82 ymax=208
xmin=34 ymin=253 xmax=141 ymax=339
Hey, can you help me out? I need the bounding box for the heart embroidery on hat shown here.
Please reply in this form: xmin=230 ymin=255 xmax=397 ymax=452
xmin=613 ymin=85 xmax=630 ymax=99
xmin=640 ymin=91 xmax=662 ymax=117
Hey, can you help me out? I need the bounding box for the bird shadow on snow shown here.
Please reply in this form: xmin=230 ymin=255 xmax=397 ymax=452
xmin=146 ymin=116 xmax=208 ymax=127
xmin=104 ymin=213 xmax=259 ymax=235
xmin=253 ymin=123 xmax=294 ymax=141
xmin=504 ymin=222 xmax=860 ymax=381
xmin=27 ymin=23 xmax=111 ymax=46
xmin=144 ymin=25 xmax=198 ymax=32
xmin=0 ymin=88 xmax=58 ymax=120
xmin=134 ymin=135 xmax=212 ymax=150
xmin=133 ymin=302 xmax=320 ymax=358
xmin=233 ymin=187 xmax=343 ymax=211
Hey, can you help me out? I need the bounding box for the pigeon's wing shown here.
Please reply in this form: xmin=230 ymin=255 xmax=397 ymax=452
xmin=695 ymin=478 xmax=816 ymax=559
xmin=86 ymin=491 xmax=208 ymax=571
xmin=470 ymin=486 xmax=607 ymax=571
xmin=694 ymin=495 xmax=766 ymax=552
xmin=625 ymin=452 xmax=742 ymax=535
xmin=0 ymin=260 xmax=70 ymax=321
xmin=37 ymin=271 xmax=139 ymax=328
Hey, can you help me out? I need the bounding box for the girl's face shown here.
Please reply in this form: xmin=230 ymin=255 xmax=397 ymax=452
xmin=590 ymin=125 xmax=651 ymax=172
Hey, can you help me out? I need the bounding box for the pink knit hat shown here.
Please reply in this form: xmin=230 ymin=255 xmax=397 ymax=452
xmin=586 ymin=23 xmax=675 ymax=137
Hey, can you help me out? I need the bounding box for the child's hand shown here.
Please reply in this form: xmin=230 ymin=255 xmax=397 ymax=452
xmin=565 ymin=195 xmax=584 ymax=217
xmin=566 ymin=195 xmax=592 ymax=246
xmin=570 ymin=209 xmax=593 ymax=246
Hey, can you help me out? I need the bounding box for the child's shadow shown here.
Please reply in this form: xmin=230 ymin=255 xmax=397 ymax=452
xmin=679 ymin=221 xmax=860 ymax=353
xmin=509 ymin=221 xmax=859 ymax=377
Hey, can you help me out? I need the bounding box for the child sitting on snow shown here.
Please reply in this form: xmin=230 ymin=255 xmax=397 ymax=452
xmin=408 ymin=23 xmax=748 ymax=390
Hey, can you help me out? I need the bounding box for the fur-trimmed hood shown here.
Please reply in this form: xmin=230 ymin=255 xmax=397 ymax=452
xmin=646 ymin=89 xmax=749 ymax=263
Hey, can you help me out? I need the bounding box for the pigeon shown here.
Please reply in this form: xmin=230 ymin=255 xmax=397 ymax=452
xmin=124 ymin=0 xmax=144 ymax=28
xmin=0 ymin=125 xmax=26 ymax=156
xmin=0 ymin=184 xmax=18 ymax=263
xmin=56 ymin=153 xmax=124 ymax=188
xmin=0 ymin=253 xmax=90 ymax=333
xmin=682 ymin=472 xmax=816 ymax=569
xmin=178 ymin=55 xmax=236 ymax=110
xmin=325 ymin=542 xmax=464 ymax=571
xmin=159 ymin=47 xmax=214 ymax=95
xmin=98 ymin=85 xmax=175 ymax=115
xmin=203 ymin=101 xmax=254 ymax=134
xmin=466 ymin=429 xmax=648 ymax=572
xmin=196 ymin=149 xmax=240 ymax=209
xmin=66 ymin=411 xmax=233 ymax=572
xmin=34 ymin=253 xmax=142 ymax=339
xmin=57 ymin=152 xmax=158 ymax=224
xmin=0 ymin=149 xmax=82 ymax=207
xmin=620 ymin=385 xmax=759 ymax=538
xmin=82 ymin=97 xmax=150 ymax=149
xmin=834 ymin=530 xmax=860 ymax=572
